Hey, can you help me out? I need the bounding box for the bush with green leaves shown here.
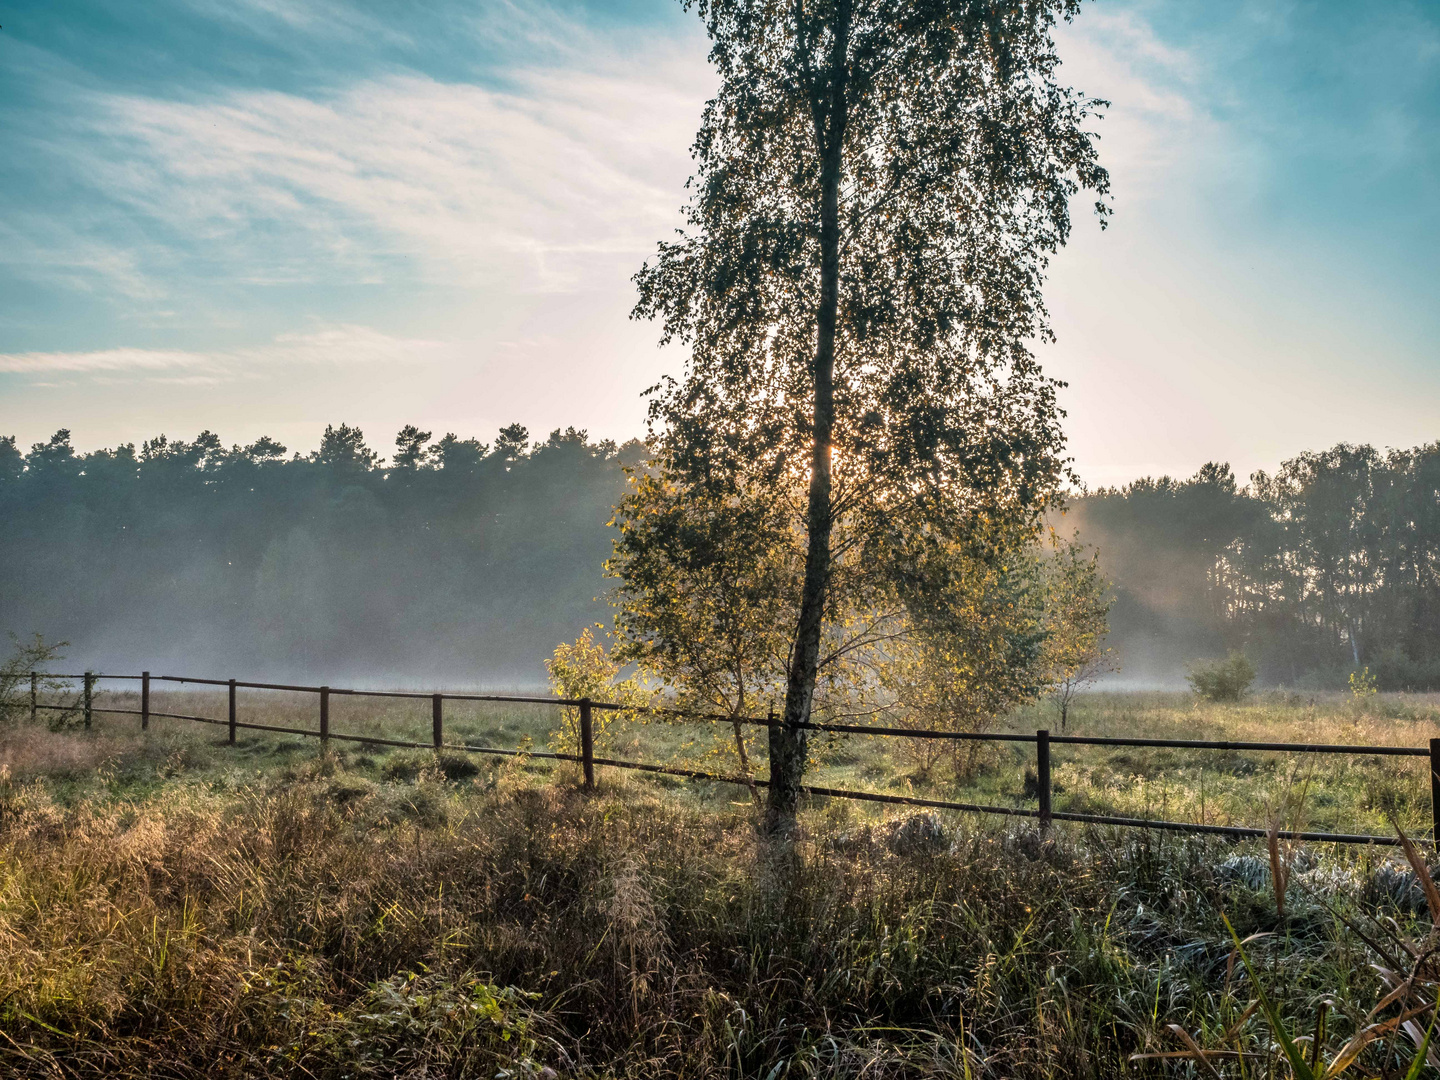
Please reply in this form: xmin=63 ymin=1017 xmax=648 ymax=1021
xmin=545 ymin=627 xmax=650 ymax=756
xmin=0 ymin=633 xmax=70 ymax=724
xmin=1186 ymin=651 xmax=1257 ymax=702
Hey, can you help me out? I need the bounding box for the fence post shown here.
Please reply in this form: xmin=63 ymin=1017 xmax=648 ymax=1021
xmin=1430 ymin=739 xmax=1440 ymax=847
xmin=83 ymin=671 xmax=93 ymax=730
xmin=319 ymin=686 xmax=330 ymax=747
xmin=228 ymin=679 xmax=237 ymax=745
xmin=579 ymin=698 xmax=595 ymax=790
xmin=1037 ymin=729 xmax=1052 ymax=834
xmin=30 ymin=671 xmax=37 ymax=723
xmin=432 ymin=693 xmax=443 ymax=749
xmin=141 ymin=671 xmax=150 ymax=731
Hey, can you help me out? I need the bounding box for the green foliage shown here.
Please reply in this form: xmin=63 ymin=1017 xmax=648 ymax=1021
xmin=307 ymin=973 xmax=547 ymax=1076
xmin=1186 ymin=652 xmax=1257 ymax=702
xmin=429 ymin=431 xmax=489 ymax=473
xmin=545 ymin=628 xmax=648 ymax=755
xmin=0 ymin=434 xmax=24 ymax=481
xmin=608 ymin=474 xmax=799 ymax=778
xmin=633 ymin=0 xmax=1109 ymax=827
xmin=1072 ymin=440 xmax=1440 ymax=688
xmin=609 ymin=488 xmax=1117 ymax=777
xmin=1206 ymin=883 xmax=1440 ymax=1080
xmin=634 ymin=0 xmax=1108 ymax=505
xmin=391 ymin=424 xmax=433 ymax=471
xmin=1041 ymin=536 xmax=1118 ymax=729
xmin=311 ymin=422 xmax=379 ymax=472
xmin=609 ymin=473 xmax=794 ymax=721
xmin=1349 ymin=666 xmax=1378 ymax=699
xmin=609 ymin=474 xmax=1118 ymax=780
xmin=878 ymin=529 xmax=1051 ymax=759
xmin=0 ymin=424 xmax=645 ymax=676
xmin=871 ymin=528 xmax=1118 ymax=766
xmin=0 ymin=633 xmax=70 ymax=724
xmin=494 ymin=423 xmax=530 ymax=462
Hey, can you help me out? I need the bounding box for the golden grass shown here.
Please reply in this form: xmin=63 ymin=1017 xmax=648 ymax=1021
xmin=3 ymin=699 xmax=1440 ymax=1077
xmin=17 ymin=685 xmax=1440 ymax=840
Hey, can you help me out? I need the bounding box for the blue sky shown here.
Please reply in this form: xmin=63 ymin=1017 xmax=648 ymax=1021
xmin=1 ymin=0 xmax=1436 ymax=486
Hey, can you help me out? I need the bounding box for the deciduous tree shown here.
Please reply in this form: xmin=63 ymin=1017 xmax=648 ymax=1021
xmin=878 ymin=528 xmax=1050 ymax=774
xmin=609 ymin=473 xmax=798 ymax=786
xmin=633 ymin=0 xmax=1109 ymax=831
xmin=1041 ymin=535 xmax=1116 ymax=730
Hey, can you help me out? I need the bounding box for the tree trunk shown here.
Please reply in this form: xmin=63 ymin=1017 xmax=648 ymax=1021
xmin=765 ymin=16 xmax=849 ymax=835
xmin=732 ymin=718 xmax=760 ymax=805
xmin=731 ymin=684 xmax=759 ymax=805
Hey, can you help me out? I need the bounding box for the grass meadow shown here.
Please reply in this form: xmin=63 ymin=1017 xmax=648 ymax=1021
xmin=38 ymin=682 xmax=1440 ymax=837
xmin=3 ymin=687 xmax=1440 ymax=1076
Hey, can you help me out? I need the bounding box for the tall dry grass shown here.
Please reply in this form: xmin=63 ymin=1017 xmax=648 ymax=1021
xmin=3 ymin=704 xmax=1439 ymax=1076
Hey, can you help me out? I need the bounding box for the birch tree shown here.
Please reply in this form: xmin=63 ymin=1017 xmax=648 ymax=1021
xmin=633 ymin=0 xmax=1109 ymax=832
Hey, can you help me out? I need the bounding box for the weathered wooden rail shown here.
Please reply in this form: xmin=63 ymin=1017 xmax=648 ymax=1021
xmin=25 ymin=669 xmax=1439 ymax=847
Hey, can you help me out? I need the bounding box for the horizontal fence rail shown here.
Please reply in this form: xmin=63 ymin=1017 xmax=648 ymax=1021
xmin=21 ymin=669 xmax=1440 ymax=848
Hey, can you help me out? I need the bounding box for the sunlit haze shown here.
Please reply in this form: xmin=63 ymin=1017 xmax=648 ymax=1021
xmin=2 ymin=0 xmax=1436 ymax=487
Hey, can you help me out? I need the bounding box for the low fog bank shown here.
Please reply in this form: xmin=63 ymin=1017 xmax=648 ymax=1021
xmin=51 ymin=616 xmax=595 ymax=691
xmin=1065 ymin=442 xmax=1440 ymax=692
xmin=4 ymin=428 xmax=1436 ymax=693
xmin=1 ymin=424 xmax=638 ymax=686
xmin=1088 ymin=658 xmax=1196 ymax=694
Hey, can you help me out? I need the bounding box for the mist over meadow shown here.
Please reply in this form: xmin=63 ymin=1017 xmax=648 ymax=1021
xmin=1068 ymin=443 xmax=1440 ymax=689
xmin=0 ymin=424 xmax=643 ymax=685
xmin=2 ymin=425 xmax=1436 ymax=690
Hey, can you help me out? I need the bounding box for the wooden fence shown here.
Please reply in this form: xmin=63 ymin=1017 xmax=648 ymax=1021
xmin=24 ymin=669 xmax=1440 ymax=847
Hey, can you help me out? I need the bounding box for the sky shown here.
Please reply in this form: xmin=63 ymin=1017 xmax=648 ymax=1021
xmin=1 ymin=0 xmax=1436 ymax=489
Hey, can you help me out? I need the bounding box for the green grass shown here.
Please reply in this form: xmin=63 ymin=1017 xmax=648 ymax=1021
xmin=805 ymin=690 xmax=1440 ymax=838
xmin=4 ymin=690 xmax=1440 ymax=1076
xmin=29 ymin=685 xmax=1440 ymax=838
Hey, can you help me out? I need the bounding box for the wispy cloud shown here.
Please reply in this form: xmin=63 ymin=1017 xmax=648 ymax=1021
xmin=0 ymin=347 xmax=204 ymax=375
xmin=182 ymin=0 xmax=415 ymax=46
xmin=0 ymin=215 xmax=166 ymax=301
xmin=4 ymin=0 xmax=1436 ymax=478
xmin=80 ymin=47 xmax=708 ymax=292
xmin=1054 ymin=9 xmax=1232 ymax=202
xmin=0 ymin=325 xmax=451 ymax=377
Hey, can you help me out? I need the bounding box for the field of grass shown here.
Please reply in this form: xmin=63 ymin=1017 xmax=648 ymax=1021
xmin=826 ymin=690 xmax=1440 ymax=839
xmin=41 ymin=682 xmax=1439 ymax=838
xmin=3 ymin=689 xmax=1440 ymax=1076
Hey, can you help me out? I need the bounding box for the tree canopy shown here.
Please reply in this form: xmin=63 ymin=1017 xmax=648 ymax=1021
xmin=1069 ymin=442 xmax=1440 ymax=690
xmin=632 ymin=0 xmax=1110 ymax=830
xmin=0 ymin=426 xmax=643 ymax=682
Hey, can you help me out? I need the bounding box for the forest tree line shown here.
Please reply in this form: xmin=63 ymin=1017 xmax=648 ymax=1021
xmin=0 ymin=424 xmax=643 ymax=681
xmin=1 ymin=427 xmax=1435 ymax=691
xmin=1069 ymin=442 xmax=1440 ymax=689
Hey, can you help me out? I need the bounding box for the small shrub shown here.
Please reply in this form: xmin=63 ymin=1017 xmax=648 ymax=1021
xmin=1185 ymin=652 xmax=1256 ymax=702
xmin=0 ymin=633 xmax=71 ymax=725
xmin=545 ymin=628 xmax=648 ymax=755
xmin=1349 ymin=665 xmax=1379 ymax=699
